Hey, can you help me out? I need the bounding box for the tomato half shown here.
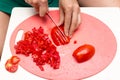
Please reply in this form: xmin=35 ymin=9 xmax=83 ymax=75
xmin=72 ymin=44 xmax=95 ymax=63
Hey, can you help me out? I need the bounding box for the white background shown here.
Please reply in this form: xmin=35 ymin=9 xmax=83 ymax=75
xmin=0 ymin=7 xmax=120 ymax=80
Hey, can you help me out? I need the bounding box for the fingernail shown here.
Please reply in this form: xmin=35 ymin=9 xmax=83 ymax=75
xmin=69 ymin=31 xmax=73 ymax=38
xmin=65 ymin=31 xmax=69 ymax=37
xmin=40 ymin=13 xmax=44 ymax=17
xmin=39 ymin=11 xmax=46 ymax=17
xmin=69 ymin=34 xmax=72 ymax=38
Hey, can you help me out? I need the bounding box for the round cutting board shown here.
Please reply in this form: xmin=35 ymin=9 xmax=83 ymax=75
xmin=10 ymin=10 xmax=117 ymax=80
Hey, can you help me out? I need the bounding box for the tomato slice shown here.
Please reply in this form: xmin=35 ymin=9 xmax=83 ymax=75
xmin=73 ymin=44 xmax=95 ymax=63
xmin=51 ymin=25 xmax=70 ymax=46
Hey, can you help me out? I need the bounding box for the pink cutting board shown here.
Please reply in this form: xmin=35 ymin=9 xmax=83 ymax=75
xmin=10 ymin=10 xmax=117 ymax=80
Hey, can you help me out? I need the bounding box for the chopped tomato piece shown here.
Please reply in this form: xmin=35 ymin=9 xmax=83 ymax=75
xmin=15 ymin=27 xmax=60 ymax=71
xmin=74 ymin=40 xmax=77 ymax=44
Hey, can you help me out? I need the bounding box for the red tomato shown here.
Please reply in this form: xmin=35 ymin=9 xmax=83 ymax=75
xmin=73 ymin=44 xmax=95 ymax=63
xmin=11 ymin=56 xmax=20 ymax=64
xmin=5 ymin=59 xmax=18 ymax=73
xmin=51 ymin=25 xmax=70 ymax=46
xmin=5 ymin=56 xmax=20 ymax=73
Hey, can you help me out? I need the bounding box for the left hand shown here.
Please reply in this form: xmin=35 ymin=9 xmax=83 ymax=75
xmin=58 ymin=0 xmax=81 ymax=37
xmin=25 ymin=0 xmax=49 ymax=17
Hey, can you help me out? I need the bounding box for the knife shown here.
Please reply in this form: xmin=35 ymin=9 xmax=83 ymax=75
xmin=47 ymin=13 xmax=63 ymax=33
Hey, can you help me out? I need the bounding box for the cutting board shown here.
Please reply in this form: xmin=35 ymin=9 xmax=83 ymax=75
xmin=9 ymin=10 xmax=117 ymax=80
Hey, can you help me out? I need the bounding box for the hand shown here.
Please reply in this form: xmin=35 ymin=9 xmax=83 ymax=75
xmin=25 ymin=0 xmax=48 ymax=17
xmin=58 ymin=0 xmax=81 ymax=37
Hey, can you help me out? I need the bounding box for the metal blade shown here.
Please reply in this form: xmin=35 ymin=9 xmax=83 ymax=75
xmin=47 ymin=13 xmax=58 ymax=27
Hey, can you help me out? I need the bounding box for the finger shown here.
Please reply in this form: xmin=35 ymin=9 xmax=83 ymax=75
xmin=25 ymin=0 xmax=39 ymax=12
xmin=25 ymin=0 xmax=31 ymax=4
xmin=32 ymin=3 xmax=39 ymax=12
xmin=34 ymin=6 xmax=39 ymax=12
xmin=58 ymin=7 xmax=64 ymax=26
xmin=25 ymin=0 xmax=38 ymax=5
xmin=77 ymin=12 xmax=81 ymax=27
xmin=64 ymin=9 xmax=72 ymax=36
xmin=39 ymin=0 xmax=48 ymax=17
xmin=69 ymin=7 xmax=80 ymax=37
xmin=24 ymin=0 xmax=28 ymax=3
xmin=31 ymin=4 xmax=39 ymax=12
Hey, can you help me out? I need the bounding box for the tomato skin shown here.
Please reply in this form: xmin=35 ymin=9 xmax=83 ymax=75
xmin=73 ymin=44 xmax=95 ymax=63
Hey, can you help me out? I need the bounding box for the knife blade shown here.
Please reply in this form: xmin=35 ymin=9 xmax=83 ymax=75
xmin=47 ymin=13 xmax=63 ymax=33
xmin=47 ymin=12 xmax=68 ymax=41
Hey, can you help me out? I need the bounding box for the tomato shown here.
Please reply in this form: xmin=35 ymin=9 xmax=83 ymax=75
xmin=5 ymin=56 xmax=20 ymax=73
xmin=15 ymin=27 xmax=60 ymax=71
xmin=74 ymin=40 xmax=77 ymax=44
xmin=51 ymin=25 xmax=70 ymax=46
xmin=5 ymin=59 xmax=18 ymax=73
xmin=11 ymin=56 xmax=20 ymax=64
xmin=72 ymin=44 xmax=95 ymax=63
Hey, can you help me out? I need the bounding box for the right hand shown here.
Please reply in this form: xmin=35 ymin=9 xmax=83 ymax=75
xmin=25 ymin=0 xmax=49 ymax=17
xmin=58 ymin=0 xmax=81 ymax=37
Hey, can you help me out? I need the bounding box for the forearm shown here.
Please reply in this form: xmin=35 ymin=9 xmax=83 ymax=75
xmin=0 ymin=12 xmax=10 ymax=57
xmin=78 ymin=0 xmax=120 ymax=7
